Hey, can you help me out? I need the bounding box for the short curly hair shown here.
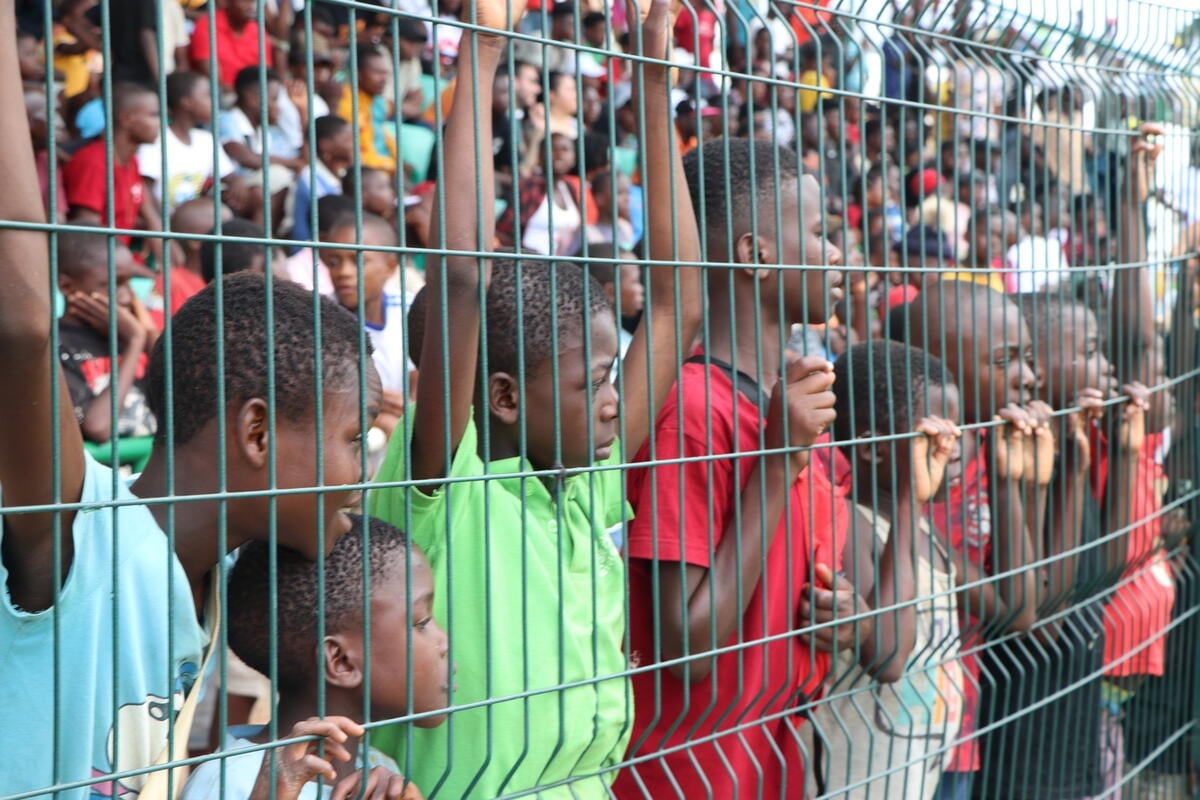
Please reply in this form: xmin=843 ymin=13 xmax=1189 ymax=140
xmin=833 ymin=341 xmax=956 ymax=442
xmin=146 ymin=272 xmax=365 ymax=446
xmin=485 ymin=259 xmax=612 ymax=377
xmin=683 ymin=137 xmax=802 ymax=248
xmin=407 ymin=259 xmax=613 ymax=378
xmin=227 ymin=514 xmax=411 ymax=694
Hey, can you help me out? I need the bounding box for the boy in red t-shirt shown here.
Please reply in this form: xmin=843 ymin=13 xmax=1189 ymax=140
xmin=616 ymin=138 xmax=853 ymax=799
xmin=63 ymin=82 xmax=169 ymax=268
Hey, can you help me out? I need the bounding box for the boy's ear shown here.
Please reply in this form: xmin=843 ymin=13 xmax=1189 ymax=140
xmin=57 ymin=275 xmax=77 ymax=296
xmin=323 ymin=634 xmax=364 ymax=691
xmin=486 ymin=372 xmax=521 ymax=427
xmin=233 ymin=397 xmax=271 ymax=469
xmin=734 ymin=232 xmax=774 ymax=278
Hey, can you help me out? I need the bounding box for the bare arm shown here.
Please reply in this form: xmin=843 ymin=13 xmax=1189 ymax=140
xmin=0 ymin=0 xmax=86 ymax=611
xmin=411 ymin=24 xmax=509 ymax=485
xmin=139 ymin=28 xmax=160 ymax=83
xmin=615 ymin=0 xmax=704 ymax=460
xmin=1112 ymin=124 xmax=1161 ymax=364
xmin=988 ymin=410 xmax=1039 ymax=633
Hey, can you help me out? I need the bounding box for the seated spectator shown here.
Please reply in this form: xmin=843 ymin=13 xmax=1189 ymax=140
xmin=322 ymin=212 xmax=412 ymax=435
xmin=199 ymin=219 xmax=277 ymax=283
xmin=56 ymin=228 xmax=158 ymax=443
xmin=496 ymin=121 xmax=597 ymax=255
xmin=189 ymin=0 xmax=273 ymax=91
xmin=337 ymin=45 xmax=399 ymax=176
xmin=282 ymin=194 xmax=355 ymax=297
xmin=291 ymin=115 xmax=353 ymax=245
xmin=25 ymin=89 xmax=69 ymax=220
xmin=139 ymin=71 xmax=245 ymax=218
xmin=341 ymin=167 xmax=399 ymax=224
xmin=142 ymin=199 xmax=234 ymax=329
xmin=52 ymin=0 xmax=101 ymax=99
xmin=181 ymin=515 xmax=448 ymax=799
xmin=395 ymin=17 xmax=430 ymax=123
xmin=63 ymin=82 xmax=173 ymax=269
xmin=587 ymin=170 xmax=635 ymax=250
xmin=580 ymin=242 xmax=644 ymax=363
xmin=220 ymin=67 xmax=304 ymax=225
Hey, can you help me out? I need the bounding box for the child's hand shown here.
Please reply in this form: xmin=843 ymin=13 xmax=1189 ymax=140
xmin=907 ymin=416 xmax=960 ymax=503
xmin=331 ymin=766 xmax=425 ymax=800
xmin=765 ymin=355 xmax=836 ymax=475
xmin=68 ymin=292 xmax=146 ymax=350
xmin=1116 ymin=381 xmax=1150 ymax=453
xmin=1023 ymin=401 xmax=1056 ymax=486
xmin=251 ymin=717 xmax=363 ymax=800
xmin=799 ymin=563 xmax=872 ymax=652
xmin=1129 ymin=122 xmax=1164 ymax=202
xmin=1063 ymin=389 xmax=1105 ymax=471
xmin=991 ymin=403 xmax=1036 ymax=482
xmin=625 ymin=0 xmax=671 ymax=54
xmin=463 ymin=0 xmax=526 ymax=33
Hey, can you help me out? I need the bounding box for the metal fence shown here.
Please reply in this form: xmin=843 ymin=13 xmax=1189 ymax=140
xmin=0 ymin=0 xmax=1198 ymax=798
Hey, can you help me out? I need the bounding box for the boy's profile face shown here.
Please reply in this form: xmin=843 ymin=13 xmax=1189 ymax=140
xmin=60 ymin=246 xmax=137 ymax=315
xmin=777 ymin=174 xmax=843 ymax=324
xmin=361 ymin=554 xmax=452 ymax=727
xmin=509 ymin=311 xmax=620 ymax=470
xmin=1039 ymin=304 xmax=1117 ymax=409
xmin=362 ymin=172 xmax=398 ymax=218
xmin=183 ymin=76 xmax=214 ymax=126
xmin=121 ymin=94 xmax=161 ymax=146
xmin=616 ymin=262 xmax=644 ymax=314
xmin=271 ymin=385 xmax=365 ymax=557
xmin=939 ymin=291 xmax=1037 ymax=424
xmin=320 ymin=125 xmax=355 ymax=166
xmin=323 ymin=226 xmax=398 ymax=311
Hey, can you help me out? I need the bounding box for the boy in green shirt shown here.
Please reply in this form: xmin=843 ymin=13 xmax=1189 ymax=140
xmin=369 ymin=0 xmax=702 ymax=796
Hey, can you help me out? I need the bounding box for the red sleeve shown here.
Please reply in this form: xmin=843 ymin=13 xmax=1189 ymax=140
xmin=189 ymin=15 xmax=212 ymax=68
xmin=63 ymin=145 xmax=105 ymax=215
xmin=625 ymin=425 xmax=737 ymax=568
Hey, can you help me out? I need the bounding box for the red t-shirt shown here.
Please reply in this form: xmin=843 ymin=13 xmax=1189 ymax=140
xmin=926 ymin=442 xmax=990 ymax=773
xmin=63 ymin=141 xmax=145 ymax=243
xmin=1102 ymin=431 xmax=1176 ymax=677
xmin=189 ymin=9 xmax=273 ymax=89
xmin=615 ymin=360 xmax=845 ymax=799
xmin=146 ymin=267 xmax=207 ymax=331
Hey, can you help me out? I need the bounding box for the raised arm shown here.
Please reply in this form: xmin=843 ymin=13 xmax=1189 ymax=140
xmin=1112 ymin=123 xmax=1162 ymax=365
xmin=410 ymin=0 xmax=516 ymax=485
xmin=0 ymin=0 xmax=86 ymax=611
xmin=616 ymin=0 xmax=704 ymax=458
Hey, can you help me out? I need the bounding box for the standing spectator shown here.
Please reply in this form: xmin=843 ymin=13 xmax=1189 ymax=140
xmin=337 ymin=45 xmax=398 ymax=176
xmin=190 ymin=0 xmax=274 ymax=91
xmin=139 ymin=71 xmax=243 ymax=218
xmin=291 ymin=115 xmax=352 ymax=246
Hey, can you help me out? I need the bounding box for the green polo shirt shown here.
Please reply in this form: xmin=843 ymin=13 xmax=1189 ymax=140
xmin=369 ymin=413 xmax=633 ymax=799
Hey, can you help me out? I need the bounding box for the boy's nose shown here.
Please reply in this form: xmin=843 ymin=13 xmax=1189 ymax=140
xmin=826 ymin=242 xmax=843 ymax=266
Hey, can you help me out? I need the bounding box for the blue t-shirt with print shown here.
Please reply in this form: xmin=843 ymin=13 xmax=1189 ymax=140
xmin=0 ymin=453 xmax=206 ymax=799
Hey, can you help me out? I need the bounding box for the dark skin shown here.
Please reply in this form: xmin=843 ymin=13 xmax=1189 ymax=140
xmin=913 ymin=286 xmax=1043 ymax=633
xmin=815 ymin=394 xmax=961 ymax=682
xmin=411 ymin=0 xmax=702 ymax=489
xmin=650 ymin=169 xmax=847 ymax=683
xmin=0 ymin=0 xmax=363 ymax=614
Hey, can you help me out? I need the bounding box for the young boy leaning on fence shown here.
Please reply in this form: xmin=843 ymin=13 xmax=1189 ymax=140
xmin=807 ymin=341 xmax=965 ymax=800
xmin=367 ymin=0 xmax=703 ymax=797
xmin=614 ymin=136 xmax=852 ymax=799
xmin=0 ymin=3 xmax=370 ymax=796
xmin=888 ymin=279 xmax=1050 ymax=800
xmin=180 ymin=515 xmax=449 ymax=800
